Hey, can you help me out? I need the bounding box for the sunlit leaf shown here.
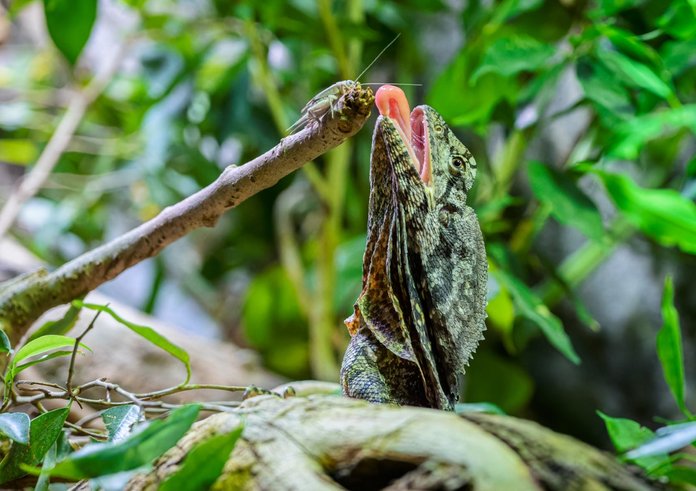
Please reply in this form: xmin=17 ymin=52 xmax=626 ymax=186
xmin=0 ymin=413 xmax=30 ymax=444
xmin=626 ymin=422 xmax=696 ymax=459
xmin=102 ymin=405 xmax=142 ymax=442
xmin=0 ymin=139 xmax=38 ymax=166
xmin=528 ymin=161 xmax=604 ymax=240
xmin=657 ymin=277 xmax=688 ymax=414
xmin=42 ymin=0 xmax=97 ymax=65
xmin=160 ymin=424 xmax=243 ymax=491
xmin=595 ymin=171 xmax=696 ymax=254
xmin=76 ymin=301 xmax=191 ymax=383
xmin=0 ymin=408 xmax=69 ymax=483
xmin=12 ymin=335 xmax=82 ymax=367
xmin=49 ymin=404 xmax=200 ymax=479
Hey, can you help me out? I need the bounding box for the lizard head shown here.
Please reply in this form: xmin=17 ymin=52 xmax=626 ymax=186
xmin=374 ymin=85 xmax=477 ymax=207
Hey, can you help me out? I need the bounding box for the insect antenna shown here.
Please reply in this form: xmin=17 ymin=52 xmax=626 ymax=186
xmin=354 ymin=33 xmax=401 ymax=83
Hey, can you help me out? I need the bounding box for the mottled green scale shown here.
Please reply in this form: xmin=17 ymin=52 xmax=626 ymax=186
xmin=340 ymin=106 xmax=487 ymax=410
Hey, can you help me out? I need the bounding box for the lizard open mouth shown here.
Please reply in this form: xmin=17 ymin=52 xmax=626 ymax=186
xmin=375 ymin=85 xmax=432 ymax=185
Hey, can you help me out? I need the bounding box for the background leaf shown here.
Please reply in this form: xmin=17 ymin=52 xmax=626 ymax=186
xmin=596 ymin=48 xmax=673 ymax=99
xmin=528 ymin=161 xmax=604 ymax=240
xmin=596 ymin=171 xmax=696 ymax=254
xmin=492 ymin=268 xmax=580 ymax=365
xmin=42 ymin=0 xmax=97 ymax=65
xmin=471 ymin=36 xmax=555 ymax=82
xmin=656 ymin=276 xmax=688 ymax=415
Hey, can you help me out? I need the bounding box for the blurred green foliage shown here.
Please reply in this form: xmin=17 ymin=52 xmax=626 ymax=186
xmin=1 ymin=0 xmax=695 ymax=454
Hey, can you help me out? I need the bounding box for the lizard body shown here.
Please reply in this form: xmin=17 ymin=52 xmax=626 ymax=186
xmin=340 ymin=86 xmax=487 ymax=410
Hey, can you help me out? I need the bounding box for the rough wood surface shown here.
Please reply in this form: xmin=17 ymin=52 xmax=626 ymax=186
xmin=127 ymin=395 xmax=659 ymax=491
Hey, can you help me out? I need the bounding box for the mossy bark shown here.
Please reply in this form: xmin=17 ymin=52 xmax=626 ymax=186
xmin=127 ymin=395 xmax=660 ymax=491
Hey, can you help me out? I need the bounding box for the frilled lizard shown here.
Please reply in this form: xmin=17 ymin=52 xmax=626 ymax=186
xmin=340 ymin=85 xmax=487 ymax=411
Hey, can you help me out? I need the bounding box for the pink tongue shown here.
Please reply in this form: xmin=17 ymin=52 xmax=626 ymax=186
xmin=375 ymin=85 xmax=412 ymax=140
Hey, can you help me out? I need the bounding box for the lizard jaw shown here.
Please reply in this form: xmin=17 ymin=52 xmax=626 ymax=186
xmin=375 ymin=85 xmax=432 ymax=185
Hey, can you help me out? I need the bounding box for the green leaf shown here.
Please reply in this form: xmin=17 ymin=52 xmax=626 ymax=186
xmin=49 ymin=404 xmax=200 ymax=480
xmin=454 ymin=402 xmax=506 ymax=415
xmin=596 ymin=48 xmax=673 ymax=100
xmin=661 ymin=38 xmax=696 ymax=75
xmin=591 ymin=0 xmax=644 ymax=16
xmin=465 ymin=351 xmax=534 ymax=413
xmin=595 ymin=171 xmax=696 ymax=255
xmin=492 ymin=268 xmax=580 ymax=364
xmin=34 ymin=431 xmax=71 ymax=491
xmin=665 ymin=465 xmax=696 ymax=486
xmin=0 ymin=407 xmax=69 ymax=483
xmin=428 ymin=49 xmax=517 ymax=127
xmin=576 ymin=56 xmax=634 ymax=124
xmin=657 ymin=277 xmax=688 ymax=415
xmin=626 ymin=422 xmax=696 ymax=459
xmin=607 ymin=105 xmax=696 ymax=159
xmin=28 ymin=303 xmax=82 ymax=342
xmin=160 ymin=425 xmax=243 ymax=491
xmin=598 ymin=411 xmax=654 ymax=453
xmin=0 ymin=413 xmax=30 ymax=444
xmin=528 ymin=161 xmax=604 ymax=240
xmin=102 ymin=405 xmax=141 ymax=442
xmin=12 ymin=335 xmax=82 ymax=367
xmin=471 ymin=36 xmax=555 ymax=83
xmin=0 ymin=140 xmax=38 ymax=166
xmin=14 ymin=350 xmax=75 ymax=374
xmin=42 ymin=0 xmax=97 ymax=65
xmin=0 ymin=329 xmax=11 ymax=353
xmin=76 ymin=301 xmax=191 ymax=383
xmin=658 ymin=0 xmax=696 ymax=40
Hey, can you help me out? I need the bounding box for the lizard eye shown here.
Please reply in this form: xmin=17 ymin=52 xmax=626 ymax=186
xmin=450 ymin=155 xmax=466 ymax=175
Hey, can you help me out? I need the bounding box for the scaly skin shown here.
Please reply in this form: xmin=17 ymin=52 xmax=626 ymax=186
xmin=341 ymin=88 xmax=487 ymax=410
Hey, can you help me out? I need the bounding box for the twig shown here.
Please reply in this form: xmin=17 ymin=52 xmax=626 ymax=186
xmin=0 ymin=84 xmax=374 ymax=343
xmin=0 ymin=44 xmax=125 ymax=239
xmin=66 ymin=309 xmax=103 ymax=395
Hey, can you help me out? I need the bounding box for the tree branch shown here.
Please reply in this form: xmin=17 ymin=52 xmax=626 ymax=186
xmin=0 ymin=85 xmax=375 ymax=343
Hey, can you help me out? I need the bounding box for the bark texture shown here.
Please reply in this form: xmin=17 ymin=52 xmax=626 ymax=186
xmin=128 ymin=395 xmax=660 ymax=491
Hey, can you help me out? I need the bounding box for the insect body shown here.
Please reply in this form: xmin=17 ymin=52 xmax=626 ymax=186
xmin=287 ymin=80 xmax=361 ymax=134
